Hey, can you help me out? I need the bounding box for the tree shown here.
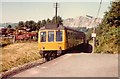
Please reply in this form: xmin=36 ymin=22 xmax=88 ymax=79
xmin=24 ymin=20 xmax=36 ymax=31
xmin=37 ymin=20 xmax=42 ymax=26
xmin=52 ymin=16 xmax=63 ymax=25
xmin=18 ymin=21 xmax=24 ymax=27
xmin=16 ymin=21 xmax=25 ymax=29
xmin=41 ymin=19 xmax=47 ymax=26
xmin=46 ymin=18 xmax=51 ymax=24
xmin=25 ymin=21 xmax=30 ymax=28
xmin=36 ymin=20 xmax=42 ymax=30
xmin=95 ymin=1 xmax=120 ymax=54
xmin=29 ymin=20 xmax=36 ymax=31
xmin=101 ymin=1 xmax=120 ymax=27
xmin=7 ymin=25 xmax=12 ymax=28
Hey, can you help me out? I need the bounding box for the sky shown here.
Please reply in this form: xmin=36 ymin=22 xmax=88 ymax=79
xmin=0 ymin=0 xmax=113 ymax=23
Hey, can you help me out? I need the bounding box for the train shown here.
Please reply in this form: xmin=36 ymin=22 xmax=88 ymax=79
xmin=38 ymin=24 xmax=86 ymax=61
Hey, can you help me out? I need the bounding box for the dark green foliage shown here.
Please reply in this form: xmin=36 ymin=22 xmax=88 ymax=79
xmin=7 ymin=25 xmax=12 ymax=28
xmin=95 ymin=1 xmax=120 ymax=54
xmin=52 ymin=16 xmax=63 ymax=25
xmin=36 ymin=20 xmax=42 ymax=30
xmin=28 ymin=20 xmax=36 ymax=31
xmin=101 ymin=1 xmax=120 ymax=27
xmin=18 ymin=21 xmax=24 ymax=27
xmin=16 ymin=16 xmax=63 ymax=31
xmin=47 ymin=18 xmax=51 ymax=24
xmin=41 ymin=19 xmax=47 ymax=26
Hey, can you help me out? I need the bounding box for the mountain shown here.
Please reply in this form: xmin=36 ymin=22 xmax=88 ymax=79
xmin=63 ymin=16 xmax=102 ymax=28
xmin=0 ymin=16 xmax=102 ymax=29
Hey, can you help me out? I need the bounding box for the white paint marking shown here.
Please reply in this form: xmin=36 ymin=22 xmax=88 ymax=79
xmin=41 ymin=67 xmax=47 ymax=69
xmin=54 ymin=62 xmax=58 ymax=64
xmin=51 ymin=54 xmax=72 ymax=66
xmin=67 ymin=54 xmax=72 ymax=56
xmin=63 ymin=54 xmax=72 ymax=59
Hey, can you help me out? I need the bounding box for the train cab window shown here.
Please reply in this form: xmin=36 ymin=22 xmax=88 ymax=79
xmin=48 ymin=31 xmax=54 ymax=42
xmin=40 ymin=32 xmax=46 ymax=42
xmin=56 ymin=31 xmax=62 ymax=41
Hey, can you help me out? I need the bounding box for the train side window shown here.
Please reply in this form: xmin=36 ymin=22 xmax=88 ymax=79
xmin=40 ymin=32 xmax=46 ymax=42
xmin=68 ymin=32 xmax=70 ymax=39
xmin=56 ymin=31 xmax=62 ymax=41
xmin=48 ymin=31 xmax=54 ymax=42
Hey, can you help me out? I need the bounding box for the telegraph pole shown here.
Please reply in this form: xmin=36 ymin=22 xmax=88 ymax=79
xmin=92 ymin=0 xmax=102 ymax=53
xmin=86 ymin=16 xmax=96 ymax=53
xmin=88 ymin=0 xmax=102 ymax=53
xmin=92 ymin=22 xmax=96 ymax=53
xmin=54 ymin=2 xmax=58 ymax=23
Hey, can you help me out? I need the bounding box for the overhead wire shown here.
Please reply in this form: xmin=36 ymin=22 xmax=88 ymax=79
xmin=96 ymin=0 xmax=103 ymax=18
xmin=93 ymin=0 xmax=103 ymax=28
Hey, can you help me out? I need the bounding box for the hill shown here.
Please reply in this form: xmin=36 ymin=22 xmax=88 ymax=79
xmin=63 ymin=16 xmax=102 ymax=28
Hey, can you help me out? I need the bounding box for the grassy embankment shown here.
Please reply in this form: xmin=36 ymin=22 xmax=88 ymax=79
xmin=1 ymin=42 xmax=41 ymax=72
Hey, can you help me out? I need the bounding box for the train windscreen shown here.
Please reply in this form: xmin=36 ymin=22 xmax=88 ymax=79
xmin=56 ymin=31 xmax=62 ymax=42
xmin=48 ymin=31 xmax=54 ymax=42
xmin=40 ymin=32 xmax=46 ymax=42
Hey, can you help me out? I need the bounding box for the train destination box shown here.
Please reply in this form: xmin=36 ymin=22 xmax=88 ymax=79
xmin=91 ymin=33 xmax=96 ymax=37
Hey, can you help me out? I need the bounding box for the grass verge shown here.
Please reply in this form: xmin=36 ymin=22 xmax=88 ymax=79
xmin=1 ymin=42 xmax=41 ymax=72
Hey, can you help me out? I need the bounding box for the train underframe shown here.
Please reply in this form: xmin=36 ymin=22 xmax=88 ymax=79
xmin=39 ymin=50 xmax=65 ymax=61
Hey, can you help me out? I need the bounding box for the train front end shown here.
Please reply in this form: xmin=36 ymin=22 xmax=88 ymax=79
xmin=38 ymin=24 xmax=66 ymax=61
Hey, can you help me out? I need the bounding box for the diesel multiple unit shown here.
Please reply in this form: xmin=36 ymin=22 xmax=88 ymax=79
xmin=38 ymin=24 xmax=86 ymax=61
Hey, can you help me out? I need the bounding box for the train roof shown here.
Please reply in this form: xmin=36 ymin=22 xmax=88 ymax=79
xmin=40 ymin=24 xmax=84 ymax=33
